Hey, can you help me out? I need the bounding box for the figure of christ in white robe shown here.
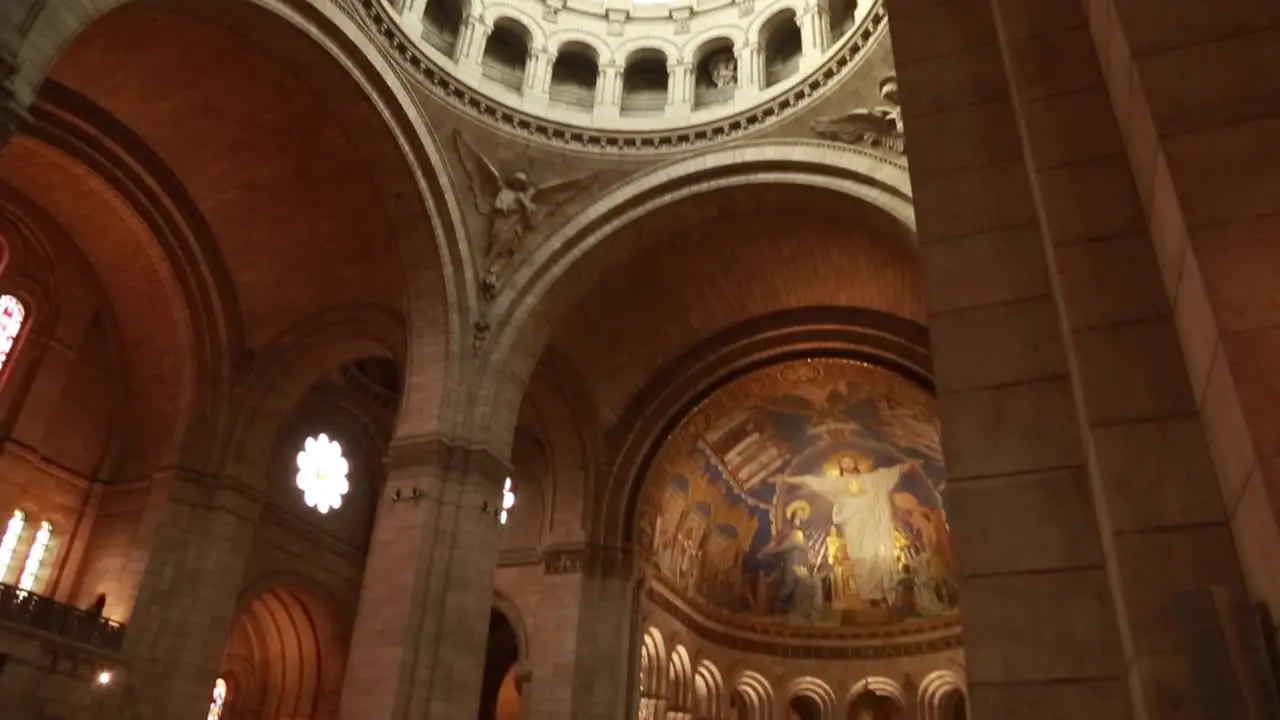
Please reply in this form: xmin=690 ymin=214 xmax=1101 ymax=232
xmin=780 ymin=458 xmax=918 ymax=604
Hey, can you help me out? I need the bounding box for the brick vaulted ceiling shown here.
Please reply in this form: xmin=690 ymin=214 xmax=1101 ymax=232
xmin=544 ymin=184 xmax=925 ymax=428
xmin=0 ymin=1 xmax=426 ymax=477
xmin=46 ymin=2 xmax=407 ymax=347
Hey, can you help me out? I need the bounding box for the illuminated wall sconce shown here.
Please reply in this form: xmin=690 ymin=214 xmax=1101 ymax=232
xmin=96 ymin=669 xmax=114 ymax=686
xmin=481 ymin=477 xmax=516 ymax=524
xmin=390 ymin=486 xmax=425 ymax=504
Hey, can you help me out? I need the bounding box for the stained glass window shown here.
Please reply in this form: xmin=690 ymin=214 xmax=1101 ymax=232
xmin=16 ymin=520 xmax=51 ymax=591
xmin=0 ymin=294 xmax=27 ymax=375
xmin=207 ymin=677 xmax=227 ymax=720
xmin=295 ymin=433 xmax=350 ymax=514
xmin=0 ymin=509 xmax=24 ymax=582
xmin=499 ymin=477 xmax=515 ymax=525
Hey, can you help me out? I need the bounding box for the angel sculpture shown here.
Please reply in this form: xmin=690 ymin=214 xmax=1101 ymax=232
xmin=453 ymin=131 xmax=598 ymax=288
xmin=810 ymin=74 xmax=905 ymax=153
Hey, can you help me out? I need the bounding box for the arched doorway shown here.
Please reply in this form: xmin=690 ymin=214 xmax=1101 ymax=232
xmin=479 ymin=607 xmax=524 ymax=720
xmin=846 ymin=692 xmax=904 ymax=720
xmin=788 ymin=694 xmax=824 ymax=720
xmin=219 ymin=585 xmax=346 ymax=719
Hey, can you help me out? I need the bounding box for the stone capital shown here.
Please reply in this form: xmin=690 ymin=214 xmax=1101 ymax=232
xmin=385 ymin=435 xmax=511 ymax=486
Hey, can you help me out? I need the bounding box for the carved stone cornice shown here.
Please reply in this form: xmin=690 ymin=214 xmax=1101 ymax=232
xmin=542 ymin=547 xmax=583 ymax=575
xmin=354 ymin=0 xmax=889 ymax=155
xmin=645 ymin=582 xmax=963 ymax=659
xmin=385 ymin=434 xmax=511 ymax=484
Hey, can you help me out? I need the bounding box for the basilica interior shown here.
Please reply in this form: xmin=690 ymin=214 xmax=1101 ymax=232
xmin=0 ymin=0 xmax=1278 ymax=718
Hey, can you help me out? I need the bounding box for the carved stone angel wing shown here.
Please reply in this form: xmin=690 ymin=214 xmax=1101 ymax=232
xmin=528 ymin=173 xmax=599 ymax=224
xmin=810 ymin=109 xmax=904 ymax=153
xmin=453 ymin=130 xmax=504 ymax=215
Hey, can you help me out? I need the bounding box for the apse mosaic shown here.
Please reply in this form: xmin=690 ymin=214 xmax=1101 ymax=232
xmin=635 ymin=359 xmax=959 ymax=628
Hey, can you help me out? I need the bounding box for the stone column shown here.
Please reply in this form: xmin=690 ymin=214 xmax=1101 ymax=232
xmin=735 ymin=43 xmax=759 ymax=89
xmin=526 ymin=48 xmax=553 ymax=95
xmin=458 ymin=17 xmax=491 ymax=66
xmin=1083 ymin=0 xmax=1280 ymax=664
xmin=339 ymin=439 xmax=509 ymax=719
xmin=799 ymin=4 xmax=827 ymax=57
xmin=886 ymin=0 xmax=1260 ymax=716
xmin=569 ymin=548 xmax=637 ymax=720
xmin=399 ymin=0 xmax=426 ymax=36
xmin=599 ymin=64 xmax=622 ymax=106
xmin=108 ymin=471 xmax=261 ymax=719
xmin=667 ymin=62 xmax=694 ymax=110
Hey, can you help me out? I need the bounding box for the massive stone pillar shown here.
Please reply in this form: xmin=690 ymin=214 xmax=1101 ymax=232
xmin=1081 ymin=0 xmax=1280 ymax=651
xmin=567 ymin=549 xmax=637 ymax=720
xmin=106 ymin=471 xmax=261 ymax=718
xmin=339 ymin=438 xmax=509 ymax=719
xmin=887 ymin=0 xmax=1268 ymax=716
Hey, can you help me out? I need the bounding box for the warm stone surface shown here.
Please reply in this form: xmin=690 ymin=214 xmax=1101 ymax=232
xmin=0 ymin=0 xmax=1276 ymax=718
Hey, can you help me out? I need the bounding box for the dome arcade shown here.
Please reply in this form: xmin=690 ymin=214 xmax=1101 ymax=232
xmin=366 ymin=0 xmax=883 ymax=149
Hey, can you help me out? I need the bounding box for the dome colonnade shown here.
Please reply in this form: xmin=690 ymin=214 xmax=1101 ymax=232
xmin=385 ymin=0 xmax=870 ymax=129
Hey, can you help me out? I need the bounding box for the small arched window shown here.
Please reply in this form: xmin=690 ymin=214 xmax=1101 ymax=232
xmin=207 ymin=677 xmax=228 ymax=720
xmin=16 ymin=520 xmax=52 ymax=591
xmin=0 ymin=509 xmax=24 ymax=581
xmin=0 ymin=294 xmax=27 ymax=375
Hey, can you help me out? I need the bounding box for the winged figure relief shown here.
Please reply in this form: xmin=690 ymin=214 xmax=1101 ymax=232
xmin=453 ymin=131 xmax=598 ymax=282
xmin=810 ymin=74 xmax=905 ymax=153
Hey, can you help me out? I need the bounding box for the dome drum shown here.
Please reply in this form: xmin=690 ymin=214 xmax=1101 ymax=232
xmin=381 ymin=0 xmax=879 ymax=133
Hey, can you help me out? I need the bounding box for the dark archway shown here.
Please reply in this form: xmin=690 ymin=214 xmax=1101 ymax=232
xmin=220 ymin=585 xmax=346 ymax=719
xmin=479 ymin=608 xmax=522 ymax=720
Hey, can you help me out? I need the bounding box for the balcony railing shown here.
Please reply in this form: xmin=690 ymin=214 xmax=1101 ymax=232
xmin=0 ymin=583 xmax=126 ymax=652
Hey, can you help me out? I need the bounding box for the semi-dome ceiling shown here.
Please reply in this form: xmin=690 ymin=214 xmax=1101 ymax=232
xmin=635 ymin=358 xmax=959 ymax=636
xmin=365 ymin=0 xmax=880 ymax=149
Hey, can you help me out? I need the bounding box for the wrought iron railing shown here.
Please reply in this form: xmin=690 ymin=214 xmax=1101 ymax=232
xmin=0 ymin=582 xmax=126 ymax=652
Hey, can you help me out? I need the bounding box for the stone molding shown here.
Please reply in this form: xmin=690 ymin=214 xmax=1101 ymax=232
xmin=385 ymin=434 xmax=512 ymax=484
xmin=646 ymin=583 xmax=963 ymax=659
xmin=354 ymin=0 xmax=889 ymax=154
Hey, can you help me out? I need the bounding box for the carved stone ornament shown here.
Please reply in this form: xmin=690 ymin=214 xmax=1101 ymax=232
xmin=472 ymin=319 xmax=491 ymax=355
xmin=543 ymin=549 xmax=584 ymax=575
xmin=738 ymin=0 xmax=756 ymax=17
xmin=710 ymin=54 xmax=738 ymax=89
xmin=542 ymin=6 xmax=559 ymax=22
xmin=453 ymin=130 xmax=598 ymax=292
xmin=810 ymin=74 xmax=905 ymax=154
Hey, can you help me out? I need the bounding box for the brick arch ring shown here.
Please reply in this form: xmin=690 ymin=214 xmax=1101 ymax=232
xmin=14 ymin=0 xmax=475 ymax=442
xmin=467 ymin=140 xmax=915 ymax=452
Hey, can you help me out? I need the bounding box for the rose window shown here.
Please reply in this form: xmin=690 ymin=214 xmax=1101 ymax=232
xmin=295 ymin=433 xmax=351 ymax=514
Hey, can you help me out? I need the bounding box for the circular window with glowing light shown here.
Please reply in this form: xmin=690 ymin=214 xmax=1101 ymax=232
xmin=295 ymin=433 xmax=351 ymax=514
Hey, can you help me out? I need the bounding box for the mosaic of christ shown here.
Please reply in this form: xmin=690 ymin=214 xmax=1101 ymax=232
xmin=635 ymin=358 xmax=960 ymax=627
